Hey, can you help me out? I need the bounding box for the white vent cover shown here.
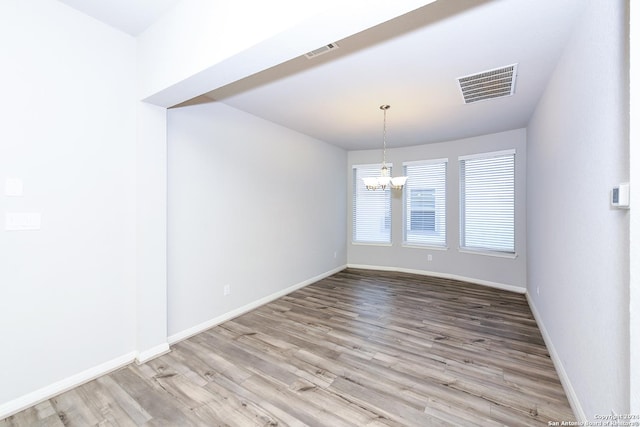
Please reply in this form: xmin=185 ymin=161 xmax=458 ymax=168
xmin=305 ymin=43 xmax=339 ymax=59
xmin=458 ymin=64 xmax=518 ymax=104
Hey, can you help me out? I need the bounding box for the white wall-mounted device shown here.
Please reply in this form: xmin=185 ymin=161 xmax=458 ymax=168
xmin=611 ymin=182 xmax=630 ymax=208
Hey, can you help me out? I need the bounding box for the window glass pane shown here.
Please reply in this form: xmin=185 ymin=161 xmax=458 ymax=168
xmin=403 ymin=161 xmax=447 ymax=247
xmin=410 ymin=189 xmax=436 ymax=231
xmin=459 ymin=151 xmax=515 ymax=253
xmin=353 ymin=164 xmax=392 ymax=243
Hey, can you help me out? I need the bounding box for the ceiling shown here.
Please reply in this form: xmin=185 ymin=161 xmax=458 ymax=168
xmin=56 ymin=0 xmax=584 ymax=150
xmin=56 ymin=0 xmax=182 ymax=36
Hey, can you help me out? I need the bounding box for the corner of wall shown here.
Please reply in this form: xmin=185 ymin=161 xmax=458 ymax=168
xmin=525 ymin=293 xmax=586 ymax=421
xmin=135 ymin=343 xmax=171 ymax=365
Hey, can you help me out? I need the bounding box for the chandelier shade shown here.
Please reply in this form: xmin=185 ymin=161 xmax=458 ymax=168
xmin=362 ymin=105 xmax=408 ymax=190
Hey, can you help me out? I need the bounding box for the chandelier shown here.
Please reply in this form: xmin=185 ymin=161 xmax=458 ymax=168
xmin=362 ymin=105 xmax=408 ymax=190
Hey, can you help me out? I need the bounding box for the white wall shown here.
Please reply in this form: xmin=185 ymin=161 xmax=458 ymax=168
xmin=527 ymin=0 xmax=629 ymax=419
xmin=631 ymin=0 xmax=640 ymax=413
xmin=348 ymin=129 xmax=527 ymax=290
xmin=0 ymin=0 xmax=137 ymax=413
xmin=167 ymin=102 xmax=347 ymax=339
xmin=135 ymin=102 xmax=169 ymax=362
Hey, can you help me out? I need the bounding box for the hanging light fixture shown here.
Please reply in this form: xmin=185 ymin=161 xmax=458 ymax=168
xmin=362 ymin=105 xmax=408 ymax=190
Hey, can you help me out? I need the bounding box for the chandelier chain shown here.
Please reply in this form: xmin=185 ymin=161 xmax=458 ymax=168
xmin=382 ymin=107 xmax=387 ymax=165
xmin=380 ymin=104 xmax=390 ymax=167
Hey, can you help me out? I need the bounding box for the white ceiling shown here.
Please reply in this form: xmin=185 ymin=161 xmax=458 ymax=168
xmin=56 ymin=0 xmax=182 ymax=36
xmin=57 ymin=0 xmax=584 ymax=150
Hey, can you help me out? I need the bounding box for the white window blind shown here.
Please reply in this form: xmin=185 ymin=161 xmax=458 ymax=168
xmin=459 ymin=150 xmax=515 ymax=253
xmin=403 ymin=159 xmax=447 ymax=247
xmin=352 ymin=164 xmax=392 ymax=244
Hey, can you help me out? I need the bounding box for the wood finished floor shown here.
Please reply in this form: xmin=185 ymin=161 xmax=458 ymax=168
xmin=2 ymin=269 xmax=574 ymax=426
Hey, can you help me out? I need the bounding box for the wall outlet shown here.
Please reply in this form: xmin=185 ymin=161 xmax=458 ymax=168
xmin=537 ymin=286 xmax=540 ymax=296
xmin=223 ymin=284 xmax=231 ymax=296
xmin=334 ymin=251 xmax=337 ymax=259
xmin=427 ymin=254 xmax=433 ymax=261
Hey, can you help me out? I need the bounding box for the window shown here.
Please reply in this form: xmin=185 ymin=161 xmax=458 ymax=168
xmin=459 ymin=150 xmax=515 ymax=254
xmin=403 ymin=159 xmax=447 ymax=247
xmin=410 ymin=189 xmax=436 ymax=231
xmin=352 ymin=164 xmax=392 ymax=244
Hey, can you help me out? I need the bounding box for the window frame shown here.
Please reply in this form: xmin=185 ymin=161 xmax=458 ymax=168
xmin=352 ymin=163 xmax=393 ymax=245
xmin=458 ymin=149 xmax=516 ymax=257
xmin=402 ymin=158 xmax=448 ymax=249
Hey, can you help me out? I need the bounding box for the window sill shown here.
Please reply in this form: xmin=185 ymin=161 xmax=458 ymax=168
xmin=402 ymin=244 xmax=448 ymax=251
xmin=458 ymin=248 xmax=518 ymax=259
xmin=351 ymin=242 xmax=393 ymax=247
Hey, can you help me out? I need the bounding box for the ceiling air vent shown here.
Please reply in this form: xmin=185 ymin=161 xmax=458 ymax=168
xmin=305 ymin=42 xmax=339 ymax=59
xmin=458 ymin=64 xmax=518 ymax=104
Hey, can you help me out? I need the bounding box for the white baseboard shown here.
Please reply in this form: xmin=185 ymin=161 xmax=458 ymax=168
xmin=0 ymin=351 xmax=136 ymax=420
xmin=525 ymin=293 xmax=586 ymax=422
xmin=346 ymin=264 xmax=526 ymax=294
xmin=135 ymin=342 xmax=171 ymax=365
xmin=168 ymin=265 xmax=347 ymax=345
xmin=0 ymin=264 xmax=526 ymax=421
xmin=0 ymin=266 xmax=347 ymax=421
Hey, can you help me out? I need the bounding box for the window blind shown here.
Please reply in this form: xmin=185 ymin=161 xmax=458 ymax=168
xmin=352 ymin=164 xmax=392 ymax=243
xmin=403 ymin=159 xmax=447 ymax=247
xmin=459 ymin=150 xmax=515 ymax=253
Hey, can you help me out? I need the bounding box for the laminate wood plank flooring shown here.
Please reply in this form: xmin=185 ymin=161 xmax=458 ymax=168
xmin=2 ymin=268 xmax=575 ymax=426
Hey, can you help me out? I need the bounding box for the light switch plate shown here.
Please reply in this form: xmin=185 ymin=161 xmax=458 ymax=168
xmin=5 ymin=178 xmax=23 ymax=196
xmin=5 ymin=212 xmax=41 ymax=231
